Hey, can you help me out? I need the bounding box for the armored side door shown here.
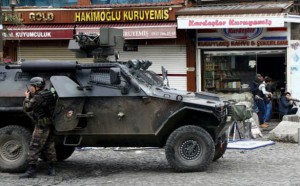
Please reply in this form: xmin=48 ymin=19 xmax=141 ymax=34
xmin=50 ymin=76 xmax=86 ymax=131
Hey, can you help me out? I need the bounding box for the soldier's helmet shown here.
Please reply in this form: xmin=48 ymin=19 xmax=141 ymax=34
xmin=29 ymin=77 xmax=45 ymax=88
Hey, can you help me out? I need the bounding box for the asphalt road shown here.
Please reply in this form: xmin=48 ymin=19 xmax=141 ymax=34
xmin=1 ymin=120 xmax=300 ymax=186
xmin=1 ymin=141 xmax=300 ymax=186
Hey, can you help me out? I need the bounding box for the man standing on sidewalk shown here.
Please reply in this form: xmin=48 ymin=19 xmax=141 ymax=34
xmin=257 ymin=76 xmax=273 ymax=128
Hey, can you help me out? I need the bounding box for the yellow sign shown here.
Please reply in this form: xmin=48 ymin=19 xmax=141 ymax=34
xmin=74 ymin=9 xmax=170 ymax=22
xmin=29 ymin=12 xmax=54 ymax=22
xmin=29 ymin=12 xmax=54 ymax=21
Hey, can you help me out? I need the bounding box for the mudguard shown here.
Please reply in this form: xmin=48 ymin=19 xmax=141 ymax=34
xmin=50 ymin=76 xmax=86 ymax=131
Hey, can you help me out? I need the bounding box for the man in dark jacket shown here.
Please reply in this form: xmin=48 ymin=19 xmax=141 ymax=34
xmin=279 ymin=92 xmax=298 ymax=119
xmin=20 ymin=77 xmax=57 ymax=178
xmin=250 ymin=74 xmax=264 ymax=113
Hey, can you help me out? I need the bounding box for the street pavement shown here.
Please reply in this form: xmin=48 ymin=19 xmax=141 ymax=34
xmin=1 ymin=119 xmax=300 ymax=186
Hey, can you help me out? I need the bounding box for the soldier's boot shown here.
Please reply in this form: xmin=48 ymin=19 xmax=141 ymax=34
xmin=19 ymin=165 xmax=37 ymax=179
xmin=48 ymin=162 xmax=55 ymax=176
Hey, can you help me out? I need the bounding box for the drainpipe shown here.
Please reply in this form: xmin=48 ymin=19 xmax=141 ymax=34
xmin=0 ymin=0 xmax=3 ymax=63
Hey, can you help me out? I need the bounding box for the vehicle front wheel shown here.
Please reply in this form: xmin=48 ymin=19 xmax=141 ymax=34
xmin=0 ymin=125 xmax=32 ymax=173
xmin=165 ymin=125 xmax=215 ymax=172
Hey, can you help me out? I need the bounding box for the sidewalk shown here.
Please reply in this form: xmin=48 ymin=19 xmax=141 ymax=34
xmin=260 ymin=118 xmax=281 ymax=139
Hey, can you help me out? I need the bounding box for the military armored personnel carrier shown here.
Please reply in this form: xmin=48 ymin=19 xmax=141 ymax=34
xmin=0 ymin=28 xmax=232 ymax=173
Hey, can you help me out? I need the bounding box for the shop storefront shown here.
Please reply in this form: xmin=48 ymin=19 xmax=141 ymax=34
xmin=197 ymin=27 xmax=288 ymax=94
xmin=176 ymin=2 xmax=300 ymax=98
xmin=2 ymin=7 xmax=188 ymax=90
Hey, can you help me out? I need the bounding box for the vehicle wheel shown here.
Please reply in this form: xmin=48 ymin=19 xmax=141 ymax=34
xmin=165 ymin=125 xmax=215 ymax=172
xmin=55 ymin=145 xmax=75 ymax=161
xmin=213 ymin=134 xmax=228 ymax=161
xmin=0 ymin=125 xmax=32 ymax=173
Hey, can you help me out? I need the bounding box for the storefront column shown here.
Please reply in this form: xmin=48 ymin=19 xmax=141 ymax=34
xmin=186 ymin=30 xmax=196 ymax=92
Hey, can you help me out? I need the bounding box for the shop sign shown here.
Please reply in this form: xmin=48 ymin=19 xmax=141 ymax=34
xmin=198 ymin=40 xmax=288 ymax=47
xmin=3 ymin=12 xmax=55 ymax=23
xmin=3 ymin=12 xmax=24 ymax=22
xmin=222 ymin=28 xmax=263 ymax=40
xmin=178 ymin=17 xmax=285 ymax=29
xmin=29 ymin=12 xmax=54 ymax=22
xmin=197 ymin=28 xmax=288 ymax=48
xmin=77 ymin=27 xmax=176 ymax=39
xmin=2 ymin=29 xmax=73 ymax=40
xmin=74 ymin=9 xmax=171 ymax=22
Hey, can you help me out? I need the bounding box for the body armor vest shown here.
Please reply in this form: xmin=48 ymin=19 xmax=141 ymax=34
xmin=33 ymin=89 xmax=56 ymax=119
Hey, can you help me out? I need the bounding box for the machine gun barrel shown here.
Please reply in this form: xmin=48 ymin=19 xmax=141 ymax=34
xmin=6 ymin=61 xmax=79 ymax=72
xmin=5 ymin=61 xmax=120 ymax=72
xmin=79 ymin=63 xmax=118 ymax=69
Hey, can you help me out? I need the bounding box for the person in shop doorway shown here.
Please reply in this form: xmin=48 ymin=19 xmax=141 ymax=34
xmin=263 ymin=76 xmax=274 ymax=122
xmin=257 ymin=76 xmax=272 ymax=128
xmin=250 ymin=74 xmax=264 ymax=113
xmin=278 ymin=91 xmax=299 ymax=119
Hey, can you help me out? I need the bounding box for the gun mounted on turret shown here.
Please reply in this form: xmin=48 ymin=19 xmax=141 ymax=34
xmin=5 ymin=61 xmax=118 ymax=72
xmin=68 ymin=28 xmax=124 ymax=63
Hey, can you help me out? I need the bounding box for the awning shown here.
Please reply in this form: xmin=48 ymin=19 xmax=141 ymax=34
xmin=177 ymin=13 xmax=287 ymax=29
xmin=176 ymin=2 xmax=293 ymax=16
xmin=76 ymin=22 xmax=177 ymax=39
xmin=285 ymin=14 xmax=300 ymax=23
xmin=3 ymin=25 xmax=74 ymax=40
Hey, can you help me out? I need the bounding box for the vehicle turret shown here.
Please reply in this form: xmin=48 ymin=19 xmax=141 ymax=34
xmin=68 ymin=28 xmax=124 ymax=62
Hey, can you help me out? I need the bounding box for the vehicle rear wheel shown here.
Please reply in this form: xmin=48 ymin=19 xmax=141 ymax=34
xmin=0 ymin=125 xmax=32 ymax=173
xmin=165 ymin=125 xmax=215 ymax=172
xmin=213 ymin=134 xmax=228 ymax=161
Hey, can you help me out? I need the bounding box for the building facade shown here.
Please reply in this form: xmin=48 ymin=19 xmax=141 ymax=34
xmin=2 ymin=0 xmax=189 ymax=90
xmin=176 ymin=1 xmax=300 ymax=101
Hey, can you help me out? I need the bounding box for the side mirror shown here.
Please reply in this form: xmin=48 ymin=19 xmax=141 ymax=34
xmin=110 ymin=67 xmax=121 ymax=85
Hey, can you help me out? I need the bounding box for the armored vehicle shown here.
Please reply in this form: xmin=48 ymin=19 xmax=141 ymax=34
xmin=0 ymin=28 xmax=232 ymax=173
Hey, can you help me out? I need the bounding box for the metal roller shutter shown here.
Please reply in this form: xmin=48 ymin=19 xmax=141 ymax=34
xmin=17 ymin=46 xmax=91 ymax=63
xmin=111 ymin=45 xmax=187 ymax=90
xmin=18 ymin=45 xmax=187 ymax=90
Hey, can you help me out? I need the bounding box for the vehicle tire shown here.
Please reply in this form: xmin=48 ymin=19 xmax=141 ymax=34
xmin=165 ymin=125 xmax=215 ymax=172
xmin=213 ymin=134 xmax=228 ymax=161
xmin=0 ymin=125 xmax=32 ymax=173
xmin=55 ymin=145 xmax=75 ymax=161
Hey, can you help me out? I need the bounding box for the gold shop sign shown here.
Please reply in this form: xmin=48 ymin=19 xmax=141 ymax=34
xmin=29 ymin=12 xmax=54 ymax=22
xmin=74 ymin=9 xmax=170 ymax=22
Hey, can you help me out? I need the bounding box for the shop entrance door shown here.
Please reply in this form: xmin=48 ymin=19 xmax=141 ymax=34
xmin=257 ymin=51 xmax=286 ymax=119
xmin=257 ymin=53 xmax=286 ymax=90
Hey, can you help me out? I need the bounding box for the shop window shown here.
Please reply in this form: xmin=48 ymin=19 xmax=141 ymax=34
xmin=91 ymin=0 xmax=169 ymax=4
xmin=18 ymin=0 xmax=77 ymax=7
xmin=1 ymin=0 xmax=9 ymax=6
xmin=203 ymin=51 xmax=257 ymax=93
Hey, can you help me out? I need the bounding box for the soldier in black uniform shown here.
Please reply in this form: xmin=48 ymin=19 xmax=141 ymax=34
xmin=20 ymin=77 xmax=57 ymax=178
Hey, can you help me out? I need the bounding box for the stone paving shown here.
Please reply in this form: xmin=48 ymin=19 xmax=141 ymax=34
xmin=1 ymin=119 xmax=300 ymax=186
